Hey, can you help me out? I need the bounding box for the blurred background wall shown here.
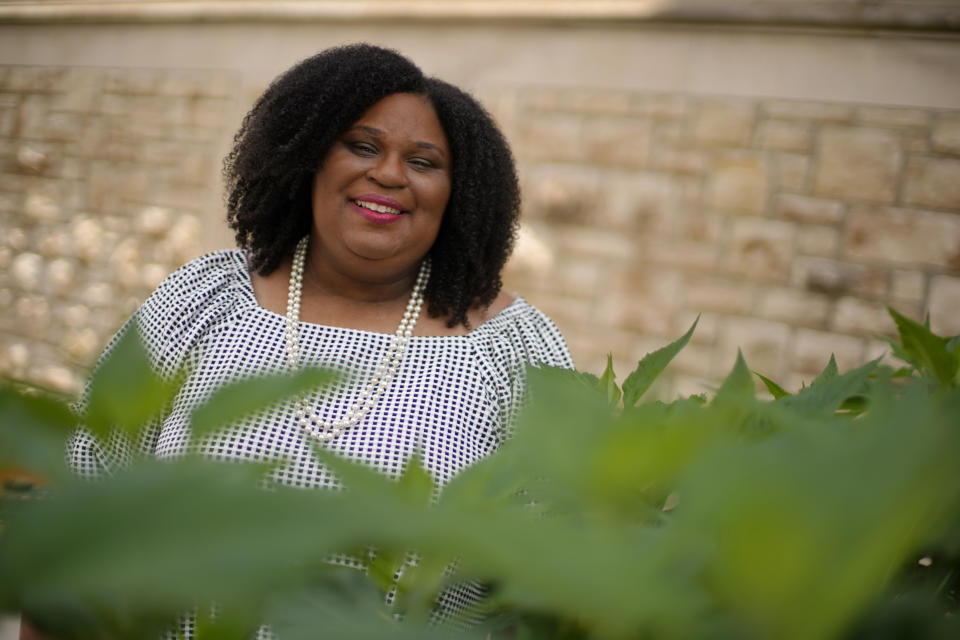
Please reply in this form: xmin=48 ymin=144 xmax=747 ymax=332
xmin=1 ymin=0 xmax=959 ymax=401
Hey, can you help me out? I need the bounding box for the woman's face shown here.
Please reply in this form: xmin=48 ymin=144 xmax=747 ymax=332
xmin=310 ymin=92 xmax=451 ymax=281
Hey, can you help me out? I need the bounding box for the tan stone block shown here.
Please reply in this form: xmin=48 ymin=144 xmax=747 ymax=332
xmin=717 ymin=317 xmax=791 ymax=380
xmin=932 ymin=115 xmax=960 ymax=155
xmin=832 ymin=297 xmax=897 ymax=336
xmin=929 ymin=275 xmax=960 ymax=336
xmin=581 ymin=116 xmax=652 ymax=167
xmin=727 ymin=217 xmax=794 ymax=282
xmin=87 ymin=163 xmax=150 ymax=213
xmin=798 ymin=225 xmax=840 ymax=258
xmin=792 ymin=257 xmax=887 ymax=299
xmin=903 ymin=157 xmax=960 ymax=211
xmin=637 ymin=94 xmax=689 ymax=119
xmin=102 ymin=94 xmax=186 ymax=125
xmin=906 ymin=132 xmax=931 ymax=154
xmin=793 ymin=328 xmax=865 ymax=374
xmin=4 ymin=67 xmax=66 ymax=93
xmin=185 ymin=96 xmax=229 ymax=129
xmin=774 ymin=153 xmax=811 ymax=193
xmin=513 ymin=113 xmax=581 ymax=162
xmin=0 ymin=92 xmax=19 ymax=108
xmin=691 ymin=99 xmax=755 ymax=147
xmin=573 ymin=89 xmax=633 ymax=116
xmin=50 ymin=68 xmax=102 ymax=113
xmin=535 ymin=294 xmax=602 ymax=331
xmin=552 ymin=224 xmax=636 ymax=261
xmin=844 ymin=206 xmax=960 ymax=270
xmin=603 ymin=171 xmax=680 ymax=232
xmin=708 ymin=152 xmax=767 ymax=215
xmin=683 ymin=276 xmax=754 ymax=315
xmin=0 ymin=105 xmax=18 ymax=137
xmin=605 ymin=296 xmax=675 ymax=337
xmin=775 ymin=194 xmax=844 ymax=225
xmin=147 ymin=182 xmax=207 ymax=212
xmin=814 ymin=127 xmax=901 ymax=203
xmin=676 ymin=309 xmax=718 ymax=346
xmin=524 ymin=165 xmax=601 ymax=224
xmin=672 ymin=202 xmax=723 ymax=245
xmin=160 ymin=70 xmax=236 ymax=99
xmin=103 ymin=69 xmax=165 ymax=95
xmin=755 ymin=119 xmax=812 ymax=152
xmin=763 ymin=100 xmax=854 ymax=123
xmin=758 ymin=288 xmax=830 ymax=328
xmin=16 ymin=94 xmax=51 ymax=139
xmin=645 ymin=239 xmax=719 ymax=271
xmin=671 ymin=342 xmax=717 ymax=379
xmin=856 ymin=106 xmax=929 ymax=128
xmin=41 ymin=112 xmax=85 ymax=143
xmin=891 ymin=270 xmax=925 ymax=305
xmin=650 ymin=147 xmax=709 ymax=175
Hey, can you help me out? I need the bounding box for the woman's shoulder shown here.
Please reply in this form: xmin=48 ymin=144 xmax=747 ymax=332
xmin=469 ymin=294 xmax=573 ymax=370
xmin=132 ymin=249 xmax=251 ymax=369
xmin=155 ymin=249 xmax=249 ymax=293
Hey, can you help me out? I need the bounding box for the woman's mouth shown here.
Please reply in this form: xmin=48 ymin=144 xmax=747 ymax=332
xmin=349 ymin=198 xmax=407 ymax=225
xmin=353 ymin=199 xmax=404 ymax=215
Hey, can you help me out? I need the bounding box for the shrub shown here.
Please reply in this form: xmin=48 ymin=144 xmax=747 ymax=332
xmin=1 ymin=308 xmax=958 ymax=639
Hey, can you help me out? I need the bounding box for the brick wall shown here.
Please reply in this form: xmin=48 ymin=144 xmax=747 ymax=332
xmin=2 ymin=66 xmax=959 ymax=397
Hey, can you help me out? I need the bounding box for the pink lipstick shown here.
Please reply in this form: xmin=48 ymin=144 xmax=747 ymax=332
xmin=349 ymin=194 xmax=408 ymax=225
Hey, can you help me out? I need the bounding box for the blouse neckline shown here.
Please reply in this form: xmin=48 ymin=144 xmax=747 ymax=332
xmin=226 ymin=249 xmax=525 ymax=340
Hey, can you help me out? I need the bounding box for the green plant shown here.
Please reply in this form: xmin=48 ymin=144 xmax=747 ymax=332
xmin=1 ymin=308 xmax=958 ymax=639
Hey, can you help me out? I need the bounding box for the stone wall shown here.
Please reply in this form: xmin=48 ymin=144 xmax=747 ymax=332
xmin=494 ymin=88 xmax=960 ymax=394
xmin=1 ymin=17 xmax=959 ymax=399
xmin=0 ymin=66 xmax=239 ymax=392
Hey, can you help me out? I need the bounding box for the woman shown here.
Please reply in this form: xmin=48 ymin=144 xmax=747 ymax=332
xmin=34 ymin=43 xmax=571 ymax=638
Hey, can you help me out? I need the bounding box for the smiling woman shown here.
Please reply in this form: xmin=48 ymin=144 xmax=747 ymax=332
xmin=35 ymin=43 xmax=574 ymax=639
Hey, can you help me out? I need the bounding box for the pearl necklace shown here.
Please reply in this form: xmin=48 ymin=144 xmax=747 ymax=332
xmin=285 ymin=236 xmax=430 ymax=442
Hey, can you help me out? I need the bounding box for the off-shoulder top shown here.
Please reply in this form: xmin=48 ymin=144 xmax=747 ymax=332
xmin=68 ymin=249 xmax=573 ymax=490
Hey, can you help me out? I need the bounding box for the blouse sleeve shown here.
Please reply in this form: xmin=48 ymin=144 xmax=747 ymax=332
xmin=474 ymin=299 xmax=574 ymax=444
xmin=66 ymin=251 xmax=245 ymax=479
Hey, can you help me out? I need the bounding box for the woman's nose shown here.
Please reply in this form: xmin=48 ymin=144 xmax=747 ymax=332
xmin=367 ymin=153 xmax=406 ymax=188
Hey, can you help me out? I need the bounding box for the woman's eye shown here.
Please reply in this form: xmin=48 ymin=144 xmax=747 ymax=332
xmin=409 ymin=158 xmax=434 ymax=170
xmin=350 ymin=142 xmax=377 ymax=155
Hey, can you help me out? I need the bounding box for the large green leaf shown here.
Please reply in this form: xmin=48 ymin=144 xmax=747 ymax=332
xmin=712 ymin=349 xmax=755 ymax=409
xmin=621 ymin=317 xmax=698 ymax=408
xmin=780 ymin=358 xmax=878 ymax=418
xmin=888 ymin=307 xmax=958 ymax=387
xmin=0 ymin=383 xmax=76 ymax=481
xmin=83 ymin=327 xmax=180 ymax=438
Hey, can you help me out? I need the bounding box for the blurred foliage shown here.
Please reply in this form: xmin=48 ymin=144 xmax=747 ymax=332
xmin=1 ymin=308 xmax=959 ymax=639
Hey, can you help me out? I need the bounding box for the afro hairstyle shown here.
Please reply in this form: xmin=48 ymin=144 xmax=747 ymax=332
xmin=223 ymin=43 xmax=520 ymax=328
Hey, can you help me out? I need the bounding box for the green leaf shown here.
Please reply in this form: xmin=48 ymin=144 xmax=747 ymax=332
xmin=190 ymin=367 xmax=334 ymax=437
xmin=597 ymin=354 xmax=622 ymax=408
xmin=622 ymin=317 xmax=698 ymax=408
xmin=713 ymin=350 xmax=754 ymax=408
xmin=395 ymin=453 xmax=435 ymax=508
xmin=755 ymin=372 xmax=791 ymax=399
xmin=811 ymin=354 xmax=839 ymax=386
xmin=0 ymin=383 xmax=78 ymax=481
xmin=83 ymin=327 xmax=180 ymax=438
xmin=781 ymin=359 xmax=879 ymax=418
xmin=887 ymin=307 xmax=958 ymax=386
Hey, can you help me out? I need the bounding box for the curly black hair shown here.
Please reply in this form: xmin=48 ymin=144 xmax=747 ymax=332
xmin=224 ymin=43 xmax=520 ymax=328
